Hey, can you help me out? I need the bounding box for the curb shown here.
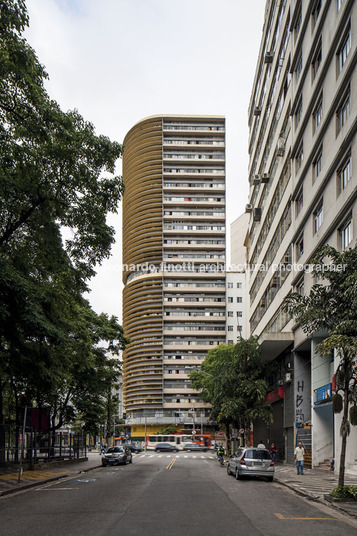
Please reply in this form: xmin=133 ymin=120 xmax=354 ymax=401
xmin=274 ymin=477 xmax=357 ymax=519
xmin=0 ymin=464 xmax=102 ymax=498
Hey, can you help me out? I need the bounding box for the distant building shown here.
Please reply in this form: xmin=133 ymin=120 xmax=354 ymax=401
xmin=226 ymin=272 xmax=247 ymax=342
xmin=122 ymin=115 xmax=226 ymax=440
xmin=246 ymin=0 xmax=356 ymax=471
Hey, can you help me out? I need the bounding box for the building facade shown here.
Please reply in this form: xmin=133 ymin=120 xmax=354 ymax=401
xmin=246 ymin=0 xmax=356 ymax=471
xmin=122 ymin=115 xmax=226 ymax=439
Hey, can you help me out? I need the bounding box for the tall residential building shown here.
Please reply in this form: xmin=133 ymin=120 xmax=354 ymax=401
xmin=246 ymin=0 xmax=356 ymax=472
xmin=122 ymin=115 xmax=226 ymax=440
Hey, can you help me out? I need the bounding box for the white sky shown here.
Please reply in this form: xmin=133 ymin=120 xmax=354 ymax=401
xmin=25 ymin=0 xmax=266 ymax=321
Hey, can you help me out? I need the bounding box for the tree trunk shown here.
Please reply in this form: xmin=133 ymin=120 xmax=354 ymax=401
xmin=338 ymin=374 xmax=350 ymax=487
xmin=0 ymin=378 xmax=5 ymax=464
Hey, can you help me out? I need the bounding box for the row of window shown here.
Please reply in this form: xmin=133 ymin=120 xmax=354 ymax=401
xmin=164 ymin=224 xmax=225 ymax=231
xmin=164 ymin=239 xmax=225 ymax=245
xmin=163 ymin=152 xmax=224 ymax=160
xmin=227 ymin=282 xmax=243 ymax=288
xmin=295 ymin=149 xmax=352 ymax=219
xmin=295 ymin=84 xmax=351 ymax=145
xmin=164 ymin=182 xmax=225 ymax=188
xmin=296 ymin=216 xmax=353 ymax=260
xmin=164 ymin=139 xmax=224 ymax=146
xmin=227 ymin=297 xmax=243 ymax=303
xmin=164 ymin=196 xmax=224 ymax=202
xmin=227 ymin=311 xmax=243 ymax=317
xmin=164 ymin=168 xmax=224 ymax=174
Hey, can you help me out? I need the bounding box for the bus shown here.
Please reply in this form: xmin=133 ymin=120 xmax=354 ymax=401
xmin=146 ymin=433 xmax=213 ymax=450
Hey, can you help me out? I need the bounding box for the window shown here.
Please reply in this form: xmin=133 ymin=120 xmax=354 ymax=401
xmin=236 ymin=282 xmax=242 ymax=289
xmin=228 ymin=340 xmax=234 ymax=344
xmin=313 ymin=95 xmax=323 ymax=132
xmin=228 ymin=311 xmax=233 ymax=317
xmin=337 ymin=90 xmax=351 ymax=133
xmin=237 ymin=311 xmax=243 ymax=318
xmin=228 ymin=297 xmax=233 ymax=303
xmin=297 ymin=279 xmax=305 ymax=295
xmin=296 ymin=188 xmax=303 ymax=215
xmin=296 ymin=235 xmax=304 ymax=258
xmin=337 ymin=0 xmax=344 ymax=10
xmin=228 ymin=282 xmax=233 ymax=288
xmin=236 ymin=297 xmax=242 ymax=303
xmin=312 ymin=43 xmax=322 ymax=80
xmin=296 ymin=143 xmax=304 ymax=172
xmin=228 ymin=326 xmax=234 ymax=332
xmin=338 ymin=154 xmax=352 ymax=193
xmin=312 ymin=0 xmax=321 ymax=29
xmin=295 ymin=97 xmax=303 ymax=129
xmin=340 ymin=219 xmax=352 ymax=250
xmin=295 ymin=53 xmax=303 ymax=81
xmin=313 ymin=148 xmax=323 ymax=181
xmin=313 ymin=199 xmax=324 ymax=233
xmin=294 ymin=3 xmax=302 ymax=42
xmin=337 ymin=24 xmax=351 ymax=72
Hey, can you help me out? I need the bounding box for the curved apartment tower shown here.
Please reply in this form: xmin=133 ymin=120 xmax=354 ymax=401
xmin=122 ymin=115 xmax=226 ymax=438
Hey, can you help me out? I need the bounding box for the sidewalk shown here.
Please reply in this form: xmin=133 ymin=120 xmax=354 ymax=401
xmin=0 ymin=452 xmax=102 ymax=497
xmin=274 ymin=464 xmax=357 ymax=518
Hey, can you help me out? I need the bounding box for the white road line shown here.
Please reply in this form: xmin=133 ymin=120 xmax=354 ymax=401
xmin=149 ymin=455 xmax=154 ymax=457
xmin=193 ymin=455 xmax=197 ymax=458
xmin=158 ymin=455 xmax=163 ymax=458
xmin=184 ymin=455 xmax=188 ymax=458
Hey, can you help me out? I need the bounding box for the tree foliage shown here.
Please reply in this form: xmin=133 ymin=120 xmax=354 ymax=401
xmin=284 ymin=245 xmax=357 ymax=486
xmin=0 ymin=0 xmax=128 ymax=455
xmin=190 ymin=338 xmax=272 ymax=445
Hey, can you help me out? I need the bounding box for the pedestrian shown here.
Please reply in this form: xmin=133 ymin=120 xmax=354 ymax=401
xmin=294 ymin=441 xmax=305 ymax=474
xmin=257 ymin=440 xmax=265 ymax=448
xmin=269 ymin=443 xmax=278 ymax=462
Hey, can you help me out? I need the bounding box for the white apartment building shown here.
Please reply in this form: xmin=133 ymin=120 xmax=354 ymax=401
xmin=246 ymin=0 xmax=356 ymax=471
xmin=226 ymin=272 xmax=247 ymax=342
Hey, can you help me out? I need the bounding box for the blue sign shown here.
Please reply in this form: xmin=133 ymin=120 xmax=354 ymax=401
xmin=314 ymin=383 xmax=332 ymax=404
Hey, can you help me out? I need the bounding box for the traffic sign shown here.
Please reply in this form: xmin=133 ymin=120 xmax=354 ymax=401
xmin=191 ymin=430 xmax=196 ymax=435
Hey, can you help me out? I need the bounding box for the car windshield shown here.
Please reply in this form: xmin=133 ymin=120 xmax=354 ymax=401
xmin=107 ymin=447 xmax=124 ymax=453
xmin=244 ymin=449 xmax=271 ymax=460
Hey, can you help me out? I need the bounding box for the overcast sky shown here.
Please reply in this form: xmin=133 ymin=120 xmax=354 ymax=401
xmin=25 ymin=0 xmax=266 ymax=320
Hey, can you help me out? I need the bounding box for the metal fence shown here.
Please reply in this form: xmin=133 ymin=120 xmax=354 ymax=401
xmin=0 ymin=425 xmax=87 ymax=467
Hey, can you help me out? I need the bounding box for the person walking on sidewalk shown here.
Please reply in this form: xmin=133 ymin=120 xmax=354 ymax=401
xmin=294 ymin=441 xmax=305 ymax=475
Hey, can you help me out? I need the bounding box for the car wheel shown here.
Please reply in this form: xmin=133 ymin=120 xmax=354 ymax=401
xmin=227 ymin=464 xmax=231 ymax=475
xmin=267 ymin=476 xmax=273 ymax=482
xmin=235 ymin=468 xmax=241 ymax=480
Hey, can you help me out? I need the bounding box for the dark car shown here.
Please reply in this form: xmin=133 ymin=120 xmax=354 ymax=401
xmin=227 ymin=447 xmax=274 ymax=481
xmin=102 ymin=446 xmax=133 ymax=466
xmin=155 ymin=443 xmax=178 ymax=452
xmin=124 ymin=443 xmax=143 ymax=453
xmin=183 ymin=443 xmax=208 ymax=452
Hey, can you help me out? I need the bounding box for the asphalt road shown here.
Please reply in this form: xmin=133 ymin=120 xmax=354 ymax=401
xmin=1 ymin=452 xmax=356 ymax=536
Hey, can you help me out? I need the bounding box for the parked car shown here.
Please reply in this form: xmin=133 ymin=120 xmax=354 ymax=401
xmin=155 ymin=443 xmax=178 ymax=452
xmin=102 ymin=446 xmax=133 ymax=466
xmin=183 ymin=443 xmax=208 ymax=452
xmin=226 ymin=447 xmax=274 ymax=481
xmin=124 ymin=443 xmax=143 ymax=453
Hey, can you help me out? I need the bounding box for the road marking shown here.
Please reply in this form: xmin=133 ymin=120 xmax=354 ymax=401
xmin=166 ymin=458 xmax=176 ymax=470
xmin=192 ymin=455 xmax=197 ymax=458
xmin=184 ymin=455 xmax=188 ymax=458
xmin=158 ymin=455 xmax=162 ymax=458
xmin=274 ymin=513 xmax=341 ymax=521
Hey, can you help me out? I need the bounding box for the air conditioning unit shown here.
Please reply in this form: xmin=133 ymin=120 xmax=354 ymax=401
xmin=285 ymin=372 xmax=292 ymax=383
xmin=254 ymin=106 xmax=261 ymax=116
xmin=264 ymin=52 xmax=274 ymax=64
xmin=253 ymin=208 xmax=261 ymax=221
xmin=277 ymin=379 xmax=284 ymax=386
xmin=277 ymin=137 xmax=285 ymax=156
xmin=253 ymin=174 xmax=261 ymax=185
xmin=245 ymin=204 xmax=253 ymax=213
xmin=261 ymin=173 xmax=270 ymax=183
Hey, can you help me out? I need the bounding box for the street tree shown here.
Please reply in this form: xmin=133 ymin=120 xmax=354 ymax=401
xmin=284 ymin=245 xmax=357 ymax=487
xmin=0 ymin=0 xmax=128 ymax=460
xmin=190 ymin=338 xmax=272 ymax=448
